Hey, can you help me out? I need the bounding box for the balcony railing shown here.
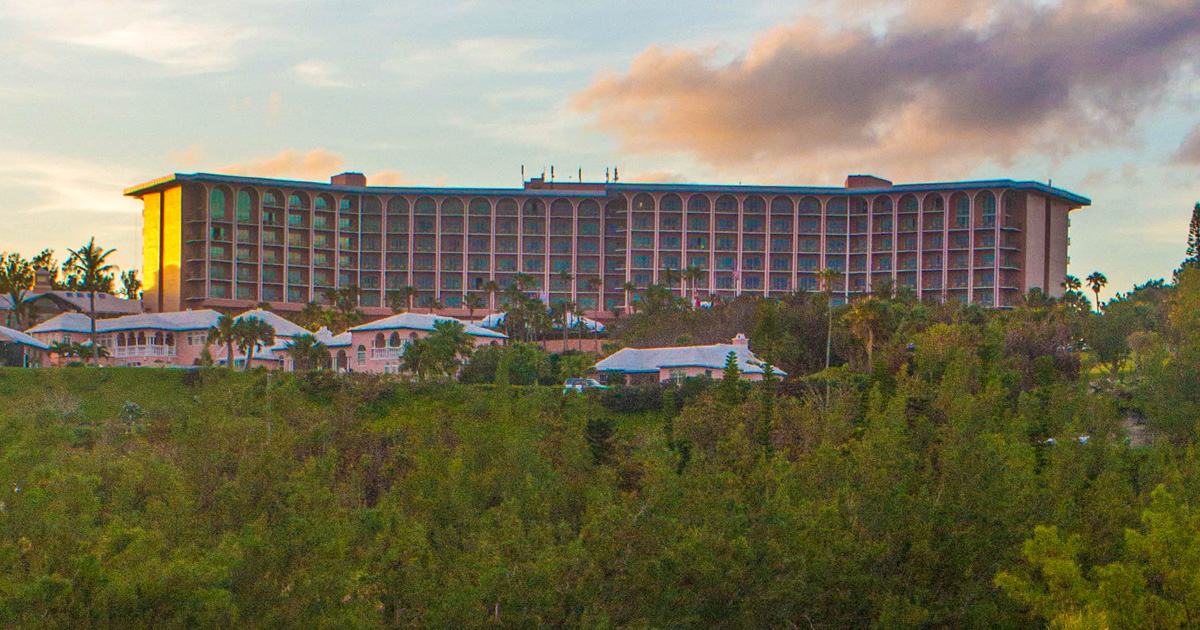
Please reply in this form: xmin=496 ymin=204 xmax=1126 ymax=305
xmin=114 ymin=345 xmax=176 ymax=358
xmin=371 ymin=346 xmax=405 ymax=360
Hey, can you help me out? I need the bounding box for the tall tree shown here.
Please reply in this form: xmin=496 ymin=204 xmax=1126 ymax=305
xmin=1061 ymin=274 xmax=1082 ymax=293
xmin=464 ymin=293 xmax=484 ymax=320
xmin=427 ymin=319 xmax=475 ymax=377
xmin=236 ymin=317 xmax=276 ymax=372
xmin=119 ymin=270 xmax=142 ymax=301
xmin=65 ymin=238 xmax=117 ymax=366
xmin=284 ymin=333 xmax=328 ymax=372
xmin=30 ymin=249 xmax=62 ymax=289
xmin=0 ymin=252 xmax=35 ymax=329
xmin=483 ymin=280 xmax=501 ymax=311
xmin=683 ymin=265 xmax=705 ymax=304
xmin=818 ymin=268 xmax=843 ymax=372
xmin=207 ymin=314 xmax=240 ymax=370
xmin=660 ymin=267 xmax=682 ymax=295
xmin=1086 ymin=271 xmax=1108 ymax=312
xmin=1186 ymin=201 xmax=1200 ymax=261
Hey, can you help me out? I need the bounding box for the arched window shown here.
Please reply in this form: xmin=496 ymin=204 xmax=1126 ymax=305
xmin=715 ymin=195 xmax=737 ymax=213
xmin=165 ymin=333 xmax=174 ymax=346
xmin=551 ymin=198 xmax=573 ymax=217
xmin=523 ymin=198 xmax=545 ymax=216
xmin=578 ymin=199 xmax=600 ymax=217
xmin=873 ymin=196 xmax=893 ymax=214
xmin=374 ymin=333 xmax=386 ymax=348
xmin=357 ymin=345 xmax=366 ymax=365
xmin=414 ymin=197 xmax=437 ymax=215
xmin=631 ymin=194 xmax=654 ymax=212
xmin=389 ymin=332 xmax=401 ymax=347
xmin=137 ymin=332 xmax=146 ymax=345
xmin=264 ymin=190 xmax=284 ymax=208
xmin=209 ymin=187 xmax=228 ymax=220
xmin=660 ymin=194 xmax=683 ymax=213
xmin=287 ymin=194 xmax=305 ymax=209
xmin=771 ymin=196 xmax=793 ymax=215
xmin=315 ymin=194 xmax=333 ymax=211
xmin=236 ymin=190 xmax=255 ymax=222
xmin=469 ymin=198 xmax=491 ymax=216
xmin=496 ymin=198 xmax=519 ymax=216
xmin=899 ymin=195 xmax=919 ymax=213
xmin=799 ymin=197 xmax=821 ymax=215
xmin=953 ymin=194 xmax=971 ymax=227
xmin=362 ymin=196 xmax=382 ymax=214
xmin=387 ymin=196 xmax=409 ymax=215
xmin=827 ymin=198 xmax=847 ymax=215
xmin=923 ymin=193 xmax=944 ymax=212
xmin=117 ymin=333 xmax=126 ymax=346
xmin=441 ymin=198 xmax=464 ymax=216
xmin=408 ymin=332 xmax=419 ymax=340
xmin=744 ymin=196 xmax=765 ymax=214
xmin=977 ymin=191 xmax=996 ymax=226
xmin=336 ymin=349 xmax=348 ymax=371
xmin=153 ymin=332 xmax=163 ymax=345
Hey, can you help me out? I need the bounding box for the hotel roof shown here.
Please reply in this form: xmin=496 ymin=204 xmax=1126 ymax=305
xmin=123 ymin=173 xmax=1091 ymax=207
xmin=347 ymin=312 xmax=507 ymax=339
xmin=0 ymin=325 xmax=49 ymax=350
xmin=27 ymin=310 xmax=222 ymax=334
xmin=235 ymin=309 xmax=309 ymax=337
xmin=594 ymin=343 xmax=786 ymax=376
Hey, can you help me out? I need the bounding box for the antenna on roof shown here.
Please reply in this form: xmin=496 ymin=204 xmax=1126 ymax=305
xmin=614 ymin=167 xmax=619 ymax=182
xmin=605 ymin=168 xmax=610 ymax=183
xmin=578 ymin=167 xmax=582 ymax=182
xmin=550 ymin=165 xmax=555 ymax=182
xmin=521 ymin=165 xmax=525 ymax=181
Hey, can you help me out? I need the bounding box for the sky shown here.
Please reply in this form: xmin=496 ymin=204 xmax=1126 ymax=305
xmin=1 ymin=0 xmax=1198 ymax=300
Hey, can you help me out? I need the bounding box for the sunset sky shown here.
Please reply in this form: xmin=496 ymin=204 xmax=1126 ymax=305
xmin=1 ymin=0 xmax=1198 ymax=299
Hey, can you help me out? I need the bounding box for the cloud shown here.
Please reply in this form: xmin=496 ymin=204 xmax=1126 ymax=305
xmin=627 ymin=171 xmax=689 ymax=184
xmin=167 ymin=145 xmax=206 ymax=166
xmin=223 ymin=149 xmax=345 ymax=180
xmin=1174 ymin=122 xmax=1200 ymax=164
xmin=573 ymin=0 xmax=1200 ymax=183
xmin=368 ymin=171 xmax=416 ymax=186
xmin=0 ymin=0 xmax=259 ymax=72
xmin=384 ymin=37 xmax=579 ymax=83
xmin=293 ymin=61 xmax=350 ymax=88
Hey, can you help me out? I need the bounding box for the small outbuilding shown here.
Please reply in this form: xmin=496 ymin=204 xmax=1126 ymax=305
xmin=593 ymin=334 xmax=785 ymax=385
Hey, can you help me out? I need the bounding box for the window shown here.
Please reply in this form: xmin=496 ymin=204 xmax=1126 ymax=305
xmin=743 ymin=237 xmax=764 ymax=251
xmin=523 ymin=239 xmax=544 ymax=254
xmin=743 ymin=218 xmax=764 ymax=232
xmin=771 ymin=257 xmax=790 ymax=271
xmin=632 ymin=235 xmax=653 ymax=249
xmin=523 ymin=259 xmax=544 ymax=272
xmin=688 ymin=216 xmax=709 ymax=231
xmin=716 ymin=217 xmax=736 ymax=231
xmin=632 ymin=255 xmax=652 ymax=268
xmin=688 ymin=236 xmax=709 ymax=250
xmin=771 ymin=276 xmax=789 ymax=290
xmin=743 ymin=256 xmax=763 ymax=270
xmin=716 ymin=237 xmax=736 ymax=250
xmin=771 ymin=237 xmax=790 ymax=252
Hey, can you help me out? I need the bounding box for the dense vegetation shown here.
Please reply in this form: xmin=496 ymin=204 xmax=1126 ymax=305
xmin=7 ymin=213 xmax=1200 ymax=628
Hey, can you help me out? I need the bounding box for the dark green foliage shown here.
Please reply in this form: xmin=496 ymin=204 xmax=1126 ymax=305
xmin=584 ymin=417 xmax=616 ymax=465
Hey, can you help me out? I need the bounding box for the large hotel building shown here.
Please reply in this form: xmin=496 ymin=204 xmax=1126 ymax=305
xmin=125 ymin=172 xmax=1089 ymax=318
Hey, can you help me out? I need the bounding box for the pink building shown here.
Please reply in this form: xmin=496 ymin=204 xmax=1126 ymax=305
xmin=334 ymin=312 xmax=506 ymax=374
xmin=593 ymin=334 xmax=783 ymax=384
xmin=125 ymin=172 xmax=1090 ymax=318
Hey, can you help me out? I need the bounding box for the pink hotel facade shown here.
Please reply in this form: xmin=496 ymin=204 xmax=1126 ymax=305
xmin=125 ymin=172 xmax=1089 ymax=316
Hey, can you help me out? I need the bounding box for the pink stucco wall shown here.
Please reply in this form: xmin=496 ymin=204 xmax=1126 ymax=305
xmin=330 ymin=326 xmax=502 ymax=374
xmin=658 ymin=365 xmax=764 ymax=382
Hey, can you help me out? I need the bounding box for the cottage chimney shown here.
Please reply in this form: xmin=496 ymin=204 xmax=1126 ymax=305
xmin=732 ymin=333 xmax=749 ymax=347
xmin=32 ymin=267 xmax=53 ymax=292
xmin=331 ymin=172 xmax=368 ymax=187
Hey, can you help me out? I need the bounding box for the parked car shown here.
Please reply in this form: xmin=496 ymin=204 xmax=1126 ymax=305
xmin=562 ymin=378 xmax=608 ymax=394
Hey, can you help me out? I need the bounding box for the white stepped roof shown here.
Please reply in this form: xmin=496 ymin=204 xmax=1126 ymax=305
xmin=593 ymin=343 xmax=785 ymax=376
xmin=0 ymin=325 xmax=49 ymax=349
xmin=348 ymin=312 xmax=506 ymax=339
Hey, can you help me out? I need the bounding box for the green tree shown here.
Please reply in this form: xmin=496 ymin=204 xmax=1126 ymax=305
xmin=400 ymin=336 xmax=432 ymax=380
xmin=1186 ymin=201 xmax=1200 ymax=263
xmin=207 ymin=313 xmax=240 ymax=370
xmin=285 ymin=333 xmax=328 ymax=372
xmin=1061 ymin=274 xmax=1083 ymax=293
xmin=1086 ymin=271 xmax=1108 ymax=312
xmin=119 ymin=269 xmax=142 ymax=301
xmin=0 ymin=252 xmax=35 ymax=329
xmin=65 ymin=238 xmax=117 ymax=366
xmin=235 ymin=316 xmax=276 ymax=372
xmin=463 ymin=293 xmax=484 ymax=320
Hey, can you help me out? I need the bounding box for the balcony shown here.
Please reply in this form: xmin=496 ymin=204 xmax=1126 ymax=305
xmin=114 ymin=345 xmax=176 ymax=358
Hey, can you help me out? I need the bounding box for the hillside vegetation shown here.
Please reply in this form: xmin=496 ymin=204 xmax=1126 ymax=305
xmin=6 ymin=270 xmax=1200 ymax=628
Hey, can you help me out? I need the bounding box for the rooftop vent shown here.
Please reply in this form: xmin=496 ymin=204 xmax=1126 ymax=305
xmin=845 ymin=174 xmax=893 ymax=189
xmin=331 ymin=172 xmax=367 ymax=187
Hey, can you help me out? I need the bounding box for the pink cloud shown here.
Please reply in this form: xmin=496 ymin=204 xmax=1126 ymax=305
xmin=223 ymin=149 xmax=345 ymax=180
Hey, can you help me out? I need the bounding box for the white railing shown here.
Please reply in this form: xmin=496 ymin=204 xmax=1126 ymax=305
xmin=371 ymin=346 xmax=404 ymax=360
xmin=114 ymin=345 xmax=176 ymax=358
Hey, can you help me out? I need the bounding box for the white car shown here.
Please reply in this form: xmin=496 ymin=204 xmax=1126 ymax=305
xmin=562 ymin=378 xmax=609 ymax=394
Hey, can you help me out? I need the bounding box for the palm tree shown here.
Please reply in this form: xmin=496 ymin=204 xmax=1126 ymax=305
xmin=119 ymin=270 xmax=142 ymax=301
xmin=584 ymin=277 xmax=602 ymax=308
xmin=482 ymin=280 xmax=501 ymax=311
xmin=285 ymin=333 xmax=328 ymax=372
xmin=558 ymin=270 xmax=575 ymax=298
xmin=236 ymin=317 xmax=276 ymax=372
xmin=0 ymin=252 xmax=35 ymax=329
xmin=427 ymin=319 xmax=475 ymax=378
xmin=1085 ymin=272 xmax=1108 ymax=311
xmin=660 ymin=267 xmax=682 ymax=296
xmin=429 ymin=298 xmax=444 ymax=312
xmin=1061 ymin=275 xmax=1082 ymax=293
xmin=390 ymin=285 xmax=417 ymax=312
xmin=818 ymin=268 xmax=843 ymax=373
xmin=207 ymin=314 xmax=240 ymax=370
xmin=401 ymin=337 xmax=432 ymax=381
xmin=65 ymin=238 xmax=117 ymax=366
xmin=621 ymin=282 xmax=638 ymax=314
xmin=683 ymin=265 xmax=705 ymax=305
xmin=464 ymin=293 xmax=484 ymax=320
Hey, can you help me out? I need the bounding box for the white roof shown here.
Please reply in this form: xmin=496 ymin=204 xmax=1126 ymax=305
xmin=0 ymin=325 xmax=49 ymax=349
xmin=25 ymin=291 xmax=142 ymax=315
xmin=235 ymin=309 xmax=309 ymax=337
xmin=594 ymin=343 xmax=786 ymax=376
xmin=26 ymin=310 xmax=222 ymax=334
xmin=349 ymin=312 xmax=506 ymax=339
xmin=477 ymin=311 xmax=605 ymax=332
xmin=313 ymin=327 xmax=352 ymax=347
xmin=0 ymin=295 xmax=12 ymax=310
